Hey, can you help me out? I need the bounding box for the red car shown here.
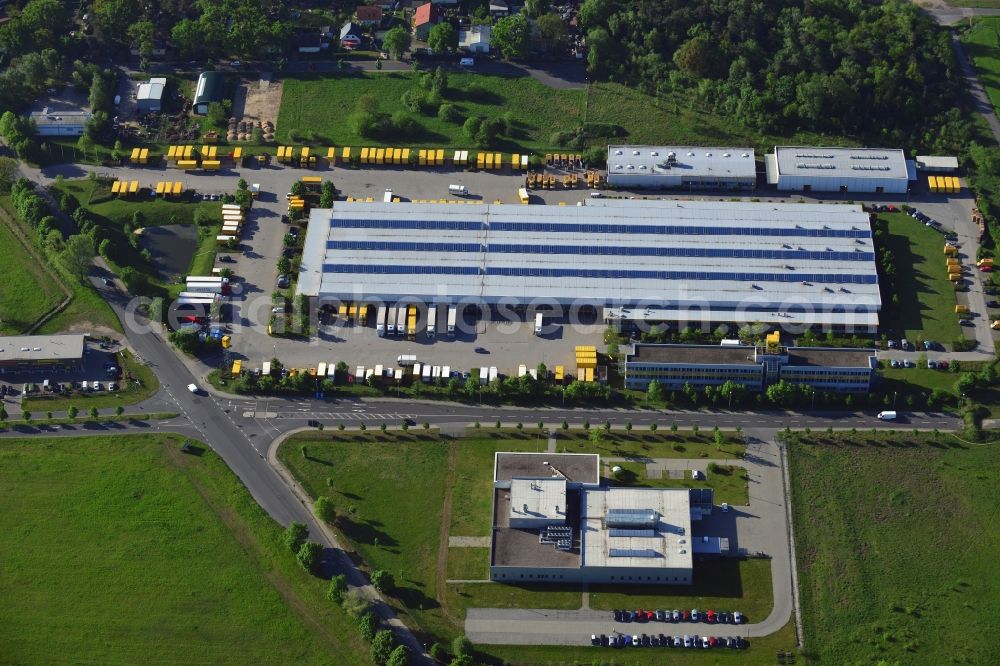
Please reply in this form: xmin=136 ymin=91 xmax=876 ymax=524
xmin=635 ymin=609 xmax=645 ymax=622
xmin=706 ymin=609 xmax=716 ymax=622
xmin=682 ymin=610 xmax=691 ymax=621
xmin=646 ymin=610 xmax=655 ymax=621
xmin=709 ymin=636 xmax=718 ymax=647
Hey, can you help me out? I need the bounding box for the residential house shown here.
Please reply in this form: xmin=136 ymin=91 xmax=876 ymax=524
xmin=459 ymin=24 xmax=491 ymax=54
xmin=490 ymin=1 xmax=510 ymax=16
xmin=340 ymin=21 xmax=363 ymax=50
xmin=412 ymin=2 xmax=441 ymax=41
xmin=356 ymin=5 xmax=383 ymax=25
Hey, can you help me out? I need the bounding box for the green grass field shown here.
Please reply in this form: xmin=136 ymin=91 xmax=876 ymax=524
xmin=276 ymin=72 xmax=831 ymax=153
xmin=790 ymin=432 xmax=1000 ymax=665
xmin=281 ymin=430 xmax=775 ymax=658
xmin=0 ymin=208 xmax=65 ymax=333
xmin=23 ymin=349 xmax=159 ymax=412
xmin=609 ymin=460 xmax=749 ymax=505
xmin=965 ymin=17 xmax=1000 ymax=120
xmin=556 ymin=429 xmax=747 ymax=459
xmin=878 ymin=212 xmax=961 ymax=345
xmin=0 ymin=195 xmax=120 ymax=334
xmin=53 ymin=179 xmax=220 ymax=228
xmin=0 ymin=434 xmax=368 ymax=665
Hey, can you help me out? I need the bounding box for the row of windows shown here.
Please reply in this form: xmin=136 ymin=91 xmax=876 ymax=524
xmin=326 ymin=239 xmax=874 ymax=262
xmin=328 ymin=217 xmax=872 ymax=239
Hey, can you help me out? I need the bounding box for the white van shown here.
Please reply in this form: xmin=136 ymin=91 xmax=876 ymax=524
xmin=459 ymin=57 xmax=474 ymax=67
xmin=449 ymin=184 xmax=468 ymax=196
xmin=877 ymin=411 xmax=897 ymax=421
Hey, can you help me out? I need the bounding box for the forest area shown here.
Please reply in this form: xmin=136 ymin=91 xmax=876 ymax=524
xmin=579 ymin=0 xmax=973 ymax=154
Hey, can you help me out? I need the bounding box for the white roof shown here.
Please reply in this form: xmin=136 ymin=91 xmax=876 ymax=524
xmin=459 ymin=24 xmax=490 ymax=47
xmin=510 ymin=478 xmax=566 ymax=522
xmin=137 ymin=77 xmax=166 ymax=102
xmin=773 ymin=146 xmax=908 ymax=181
xmin=297 ymin=200 xmax=880 ymax=320
xmin=607 ymin=145 xmax=756 ymax=180
xmin=582 ymin=487 xmax=693 ymax=571
xmin=915 ymin=155 xmax=959 ymax=170
xmin=0 ymin=334 xmax=85 ymax=362
xmin=28 ymin=111 xmax=92 ymax=127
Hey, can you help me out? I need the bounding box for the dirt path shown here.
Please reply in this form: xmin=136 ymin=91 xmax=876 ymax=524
xmin=434 ymin=441 xmax=462 ymax=626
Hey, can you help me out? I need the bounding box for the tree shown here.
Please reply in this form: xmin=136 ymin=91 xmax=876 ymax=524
xmin=127 ymin=19 xmax=155 ymax=59
xmin=115 ymin=405 xmax=124 ymax=417
xmin=60 ymin=234 xmax=96 ymax=281
xmin=22 ymin=411 xmax=31 ymax=423
xmin=92 ymin=0 xmax=142 ymax=46
xmin=0 ymin=156 xmax=18 ymax=193
xmin=0 ymin=406 xmax=6 ymax=422
xmin=284 ymin=522 xmax=308 ymax=552
xmin=428 ymin=22 xmax=458 ymax=54
xmin=67 ymin=406 xmax=78 ymax=421
xmin=315 ymin=496 xmax=337 ymax=525
xmin=645 ymin=380 xmax=664 ymax=403
xmin=356 ymin=611 xmax=379 ymax=641
xmin=450 ymin=657 xmax=474 ymax=666
xmin=319 ymin=180 xmax=336 ymax=207
xmin=383 ymin=27 xmax=411 ymax=59
xmin=578 ymin=0 xmax=614 ymax=30
xmin=296 ymin=541 xmax=323 ymax=574
xmin=650 ymin=422 xmax=658 ymax=432
xmin=207 ymin=102 xmax=228 ymax=129
xmin=492 ymin=14 xmax=531 ymax=60
xmin=452 ymin=635 xmax=473 ymax=658
xmin=371 ymin=630 xmax=396 ymax=665
xmin=342 ymin=588 xmax=372 ymax=618
xmin=87 ymin=406 xmax=99 ymax=420
xmin=525 ymin=0 xmax=551 ymax=18
xmin=537 ymin=13 xmax=568 ymax=47
xmin=171 ymin=19 xmax=204 ymax=59
xmin=371 ymin=569 xmax=394 ymax=592
xmin=327 ymin=574 xmax=348 ymax=603
xmin=386 ymin=645 xmax=411 ymax=666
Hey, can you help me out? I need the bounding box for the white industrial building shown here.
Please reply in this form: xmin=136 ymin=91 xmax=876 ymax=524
xmin=136 ymin=77 xmax=166 ymax=113
xmin=489 ymin=452 xmax=722 ymax=585
xmin=298 ymin=199 xmax=881 ymax=332
xmin=27 ymin=111 xmax=91 ymax=136
xmin=765 ymin=146 xmax=914 ymax=194
xmin=607 ymin=145 xmax=756 ymax=190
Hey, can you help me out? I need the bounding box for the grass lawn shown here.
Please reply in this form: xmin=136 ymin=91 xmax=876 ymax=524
xmin=279 ymin=432 xmax=452 ymax=640
xmin=23 ymin=349 xmax=159 ymax=412
xmin=446 ymin=547 xmax=490 ymax=580
xmin=276 ymin=72 xmax=832 ymax=153
xmin=53 ymin=178 xmax=220 ymax=228
xmin=879 ymin=364 xmax=959 ymax=398
xmin=556 ymin=429 xmax=747 ymax=460
xmin=0 ymin=196 xmax=120 ymax=335
xmin=0 ymin=206 xmax=65 ymax=333
xmin=444 ymin=582 xmax=582 ymax=618
xmin=0 ymin=434 xmax=368 ymax=665
xmin=608 ymin=460 xmax=749 ymax=505
xmin=789 ymin=432 xmax=1000 ymax=665
xmin=588 ymin=558 xmax=773 ymax=620
xmin=877 ymin=212 xmax=961 ymax=346
xmin=964 ymin=17 xmax=1000 ymax=119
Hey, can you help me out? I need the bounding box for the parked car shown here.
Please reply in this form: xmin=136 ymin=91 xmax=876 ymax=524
xmin=733 ymin=611 xmax=744 ymax=624
xmin=276 ymin=274 xmax=290 ymax=288
xmin=187 ymin=383 xmax=199 ymax=394
xmin=961 ymin=319 xmax=974 ymax=326
xmin=655 ymin=609 xmax=666 ymax=621
xmin=691 ymin=609 xmax=700 ymax=622
xmin=683 ymin=635 xmax=692 ymax=648
xmin=591 ymin=634 xmax=600 ymax=646
xmin=218 ymin=254 xmax=235 ymax=263
xmin=903 ymin=359 xmax=915 ymax=368
xmin=672 ymin=609 xmax=681 ymax=622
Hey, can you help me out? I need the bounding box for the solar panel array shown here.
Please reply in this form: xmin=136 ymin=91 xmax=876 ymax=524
xmin=608 ymin=528 xmax=658 ymax=538
xmin=689 ymin=488 xmax=715 ymax=505
xmin=606 ymin=508 xmax=660 ymax=527
xmin=609 ymin=548 xmax=659 ymax=558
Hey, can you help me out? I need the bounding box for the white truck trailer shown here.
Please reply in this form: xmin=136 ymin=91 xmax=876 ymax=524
xmin=395 ymin=306 xmax=407 ymax=336
xmin=534 ymin=312 xmax=544 ymax=335
xmin=376 ymin=305 xmax=388 ymax=336
xmin=427 ymin=305 xmax=437 ymax=338
xmin=397 ymin=354 xmax=417 ymax=366
xmin=447 ymin=305 xmax=457 ymax=336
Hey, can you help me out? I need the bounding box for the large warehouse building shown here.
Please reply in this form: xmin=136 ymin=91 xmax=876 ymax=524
xmin=606 ymin=145 xmax=756 ymax=190
xmin=298 ymin=199 xmax=881 ymax=332
xmin=0 ymin=334 xmax=85 ymax=373
xmin=765 ymin=146 xmax=914 ymax=193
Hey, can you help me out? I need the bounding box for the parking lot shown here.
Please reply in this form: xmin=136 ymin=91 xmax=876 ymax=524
xmin=52 ymin=156 xmax=996 ymax=375
xmin=0 ymin=342 xmax=128 ymax=404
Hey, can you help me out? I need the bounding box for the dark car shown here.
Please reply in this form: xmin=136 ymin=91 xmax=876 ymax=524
xmin=641 ymin=634 xmax=650 ymax=647
xmin=726 ymin=637 xmax=738 ymax=649
xmin=281 ymin=214 xmax=290 ymax=224
xmin=960 ymin=319 xmax=974 ymax=327
xmin=218 ymin=254 xmax=235 ymax=263
xmin=613 ymin=609 xmax=621 ymax=621
xmin=600 ymin=634 xmax=608 ymax=647
xmin=736 ymin=637 xmax=749 ymax=649
xmin=474 ymin=346 xmax=489 ymax=354
xmin=650 ymin=635 xmax=659 ymax=646
xmin=655 ymin=609 xmax=666 ymax=621
xmin=988 ymin=300 xmax=999 ymax=308
xmin=659 ymin=633 xmax=670 ymax=646
xmin=591 ymin=634 xmax=600 ymax=646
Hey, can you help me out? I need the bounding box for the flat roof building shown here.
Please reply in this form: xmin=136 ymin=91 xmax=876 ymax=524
xmin=136 ymin=77 xmax=166 ymax=113
xmin=28 ymin=111 xmax=91 ymax=136
xmin=0 ymin=335 xmax=85 ymax=373
xmin=607 ymin=146 xmax=756 ymax=190
xmin=489 ymin=452 xmax=704 ymax=585
xmin=624 ymin=343 xmax=877 ymax=393
xmin=298 ymin=199 xmax=880 ymax=332
xmin=765 ymin=146 xmax=913 ymax=194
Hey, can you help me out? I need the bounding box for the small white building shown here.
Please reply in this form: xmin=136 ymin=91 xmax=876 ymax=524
xmin=915 ymin=155 xmax=959 ymax=172
xmin=27 ymin=111 xmax=91 ymax=136
xmin=766 ymin=146 xmax=913 ymax=194
xmin=607 ymin=145 xmax=757 ymax=190
xmin=136 ymin=77 xmax=166 ymax=113
xmin=459 ymin=24 xmax=491 ymax=54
